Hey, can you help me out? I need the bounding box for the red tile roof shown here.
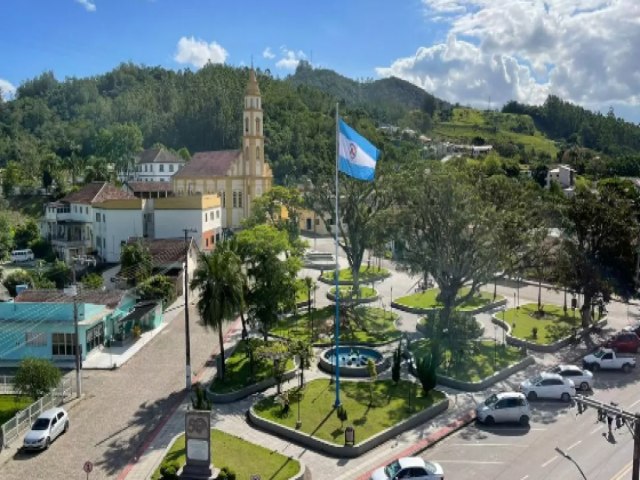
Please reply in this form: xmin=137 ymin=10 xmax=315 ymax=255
xmin=126 ymin=237 xmax=195 ymax=264
xmin=15 ymin=289 xmax=127 ymax=308
xmin=61 ymin=182 xmax=135 ymax=204
xmin=173 ymin=150 xmax=240 ymax=178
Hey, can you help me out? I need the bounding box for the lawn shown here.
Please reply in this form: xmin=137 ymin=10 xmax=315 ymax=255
xmin=0 ymin=394 xmax=32 ymax=425
xmin=271 ymin=306 xmax=401 ymax=344
xmin=208 ymin=340 xmax=295 ymax=394
xmin=321 ymin=265 xmax=390 ymax=283
xmin=328 ymin=285 xmax=377 ymax=299
xmin=150 ymin=429 xmax=300 ymax=480
xmin=501 ymin=303 xmax=580 ymax=344
xmin=409 ymin=338 xmax=523 ymax=383
xmin=396 ymin=288 xmax=499 ymax=311
xmin=253 ymin=379 xmax=445 ymax=444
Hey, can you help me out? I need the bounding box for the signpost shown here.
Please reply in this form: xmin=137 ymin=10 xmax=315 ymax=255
xmin=181 ymin=411 xmax=213 ymax=479
xmin=83 ymin=461 xmax=93 ymax=480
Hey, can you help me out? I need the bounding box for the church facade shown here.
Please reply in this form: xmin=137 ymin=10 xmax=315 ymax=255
xmin=172 ymin=69 xmax=273 ymax=229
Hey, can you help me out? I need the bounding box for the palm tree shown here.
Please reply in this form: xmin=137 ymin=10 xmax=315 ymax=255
xmin=190 ymin=242 xmax=244 ymax=381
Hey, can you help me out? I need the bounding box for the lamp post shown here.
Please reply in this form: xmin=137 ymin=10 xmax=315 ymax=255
xmin=296 ymin=371 xmax=303 ymax=429
xmin=182 ymin=227 xmax=197 ymax=392
xmin=70 ymin=258 xmax=82 ymax=399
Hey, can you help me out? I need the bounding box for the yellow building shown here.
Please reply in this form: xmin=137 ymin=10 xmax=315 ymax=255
xmin=172 ymin=69 xmax=273 ymax=229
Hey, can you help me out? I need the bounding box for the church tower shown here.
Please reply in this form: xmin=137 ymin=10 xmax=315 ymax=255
xmin=242 ymin=69 xmax=263 ymax=178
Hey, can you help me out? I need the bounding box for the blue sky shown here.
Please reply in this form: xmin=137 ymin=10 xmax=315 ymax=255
xmin=1 ymin=0 xmax=638 ymax=123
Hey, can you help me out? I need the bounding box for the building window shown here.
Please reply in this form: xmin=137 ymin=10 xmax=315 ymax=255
xmin=159 ymin=164 xmax=165 ymax=172
xmin=25 ymin=332 xmax=46 ymax=347
xmin=256 ymin=118 xmax=261 ymax=134
xmin=96 ymin=236 xmax=101 ymax=249
xmin=52 ymin=333 xmax=77 ymax=356
xmin=245 ymin=117 xmax=249 ymax=133
xmin=232 ymin=191 xmax=237 ymax=208
xmin=169 ymin=164 xmax=174 ymax=172
xmin=205 ymin=238 xmax=209 ymax=247
xmin=102 ymin=214 xmax=106 ymax=222
xmin=86 ymin=323 xmax=104 ymax=352
xmin=85 ymin=207 xmax=88 ymax=214
xmin=238 ymin=191 xmax=243 ymax=208
xmin=96 ymin=213 xmax=101 ymax=222
xmin=221 ymin=191 xmax=225 ymax=207
xmin=216 ymin=210 xmax=220 ymax=219
xmin=205 ymin=213 xmax=208 ymax=222
xmin=256 ymin=146 xmax=260 ymax=160
xmin=144 ymin=165 xmax=148 ymax=172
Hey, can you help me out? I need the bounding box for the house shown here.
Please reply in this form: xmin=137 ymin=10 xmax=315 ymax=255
xmin=41 ymin=182 xmax=136 ymax=263
xmin=121 ymin=148 xmax=186 ymax=183
xmin=0 ymin=289 xmax=161 ymax=364
xmin=546 ymin=164 xmax=576 ymax=193
xmin=298 ymin=208 xmax=333 ymax=236
xmin=172 ymin=69 xmax=273 ymax=229
xmin=93 ymin=197 xmax=146 ymax=263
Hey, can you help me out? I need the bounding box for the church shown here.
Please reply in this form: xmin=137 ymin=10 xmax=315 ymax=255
xmin=172 ymin=69 xmax=273 ymax=229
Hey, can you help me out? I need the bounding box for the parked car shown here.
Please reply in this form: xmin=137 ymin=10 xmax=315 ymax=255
xmin=519 ymin=372 xmax=575 ymax=402
xmin=11 ymin=249 xmax=34 ymax=263
xmin=623 ymin=321 xmax=640 ymax=337
xmin=548 ymin=364 xmax=594 ymax=391
xmin=476 ymin=392 xmax=531 ymax=426
xmin=583 ymin=348 xmax=636 ymax=372
xmin=23 ymin=407 xmax=69 ymax=451
xmin=604 ymin=332 xmax=640 ymax=353
xmin=370 ymin=457 xmax=444 ymax=480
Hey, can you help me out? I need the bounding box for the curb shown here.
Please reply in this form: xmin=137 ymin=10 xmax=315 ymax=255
xmin=355 ymin=409 xmax=476 ymax=480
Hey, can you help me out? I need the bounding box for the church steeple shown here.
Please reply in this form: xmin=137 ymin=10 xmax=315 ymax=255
xmin=242 ymin=69 xmax=264 ymax=178
xmin=246 ymin=68 xmax=261 ymax=96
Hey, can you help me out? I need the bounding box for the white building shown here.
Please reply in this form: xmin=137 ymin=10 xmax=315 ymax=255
xmin=93 ymin=198 xmax=145 ymax=263
xmin=546 ymin=164 xmax=576 ymax=189
xmin=120 ymin=148 xmax=185 ymax=183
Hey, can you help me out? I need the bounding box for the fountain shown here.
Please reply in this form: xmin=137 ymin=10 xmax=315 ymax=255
xmin=318 ymin=346 xmax=389 ymax=377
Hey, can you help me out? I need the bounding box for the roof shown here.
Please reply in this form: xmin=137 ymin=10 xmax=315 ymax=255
xmin=15 ymin=289 xmax=127 ymax=308
xmin=125 ymin=181 xmax=174 ymax=194
xmin=116 ymin=301 xmax=158 ymax=325
xmin=246 ymin=69 xmax=261 ymax=96
xmin=61 ymin=182 xmax=135 ymax=205
xmin=172 ymin=150 xmax=240 ymax=179
xmin=136 ymin=148 xmax=184 ymax=165
xmin=126 ymin=237 xmax=195 ymax=264
xmin=397 ymin=457 xmax=427 ymax=469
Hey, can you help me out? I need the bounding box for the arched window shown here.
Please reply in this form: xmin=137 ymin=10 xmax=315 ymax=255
xmin=245 ymin=117 xmax=249 ymax=133
xmin=256 ymin=118 xmax=261 ymax=135
xmin=256 ymin=146 xmax=260 ymax=160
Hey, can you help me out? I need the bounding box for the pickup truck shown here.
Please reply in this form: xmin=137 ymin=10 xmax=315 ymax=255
xmin=583 ymin=348 xmax=636 ymax=373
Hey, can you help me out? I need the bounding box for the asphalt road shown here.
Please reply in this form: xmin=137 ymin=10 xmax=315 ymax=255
xmin=421 ymin=362 xmax=640 ymax=480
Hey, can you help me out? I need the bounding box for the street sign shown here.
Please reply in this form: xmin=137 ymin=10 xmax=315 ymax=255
xmin=83 ymin=461 xmax=93 ymax=473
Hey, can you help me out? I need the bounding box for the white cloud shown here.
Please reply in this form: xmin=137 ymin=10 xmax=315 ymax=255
xmin=379 ymin=0 xmax=640 ymax=113
xmin=262 ymin=47 xmax=275 ymax=59
xmin=75 ymin=0 xmax=96 ymax=12
xmin=174 ymin=36 xmax=228 ymax=69
xmin=0 ymin=78 xmax=16 ymax=100
xmin=275 ymin=47 xmax=307 ymax=70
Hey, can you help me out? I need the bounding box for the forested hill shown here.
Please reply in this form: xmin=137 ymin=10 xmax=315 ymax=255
xmin=288 ymin=61 xmax=448 ymax=123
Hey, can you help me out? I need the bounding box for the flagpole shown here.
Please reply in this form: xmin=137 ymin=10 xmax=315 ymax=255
xmin=334 ymin=102 xmax=341 ymax=408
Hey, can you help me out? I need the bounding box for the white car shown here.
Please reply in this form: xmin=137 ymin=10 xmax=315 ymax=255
xmin=476 ymin=392 xmax=531 ymax=426
xmin=23 ymin=407 xmax=69 ymax=451
xmin=370 ymin=457 xmax=444 ymax=480
xmin=520 ymin=372 xmax=576 ymax=402
xmin=548 ymin=364 xmax=593 ymax=391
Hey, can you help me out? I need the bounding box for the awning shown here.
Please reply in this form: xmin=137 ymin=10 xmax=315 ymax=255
xmin=116 ymin=301 xmax=158 ymax=325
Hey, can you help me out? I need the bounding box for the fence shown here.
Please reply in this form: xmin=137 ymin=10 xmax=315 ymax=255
xmin=0 ymin=375 xmax=16 ymax=395
xmin=0 ymin=377 xmax=74 ymax=450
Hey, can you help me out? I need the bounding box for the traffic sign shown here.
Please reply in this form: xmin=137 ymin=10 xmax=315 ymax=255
xmin=83 ymin=461 xmax=93 ymax=473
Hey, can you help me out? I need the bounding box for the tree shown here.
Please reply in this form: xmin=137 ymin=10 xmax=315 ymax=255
xmin=415 ymin=342 xmax=441 ymax=395
xmin=367 ymin=358 xmax=377 ymax=406
xmin=120 ymin=240 xmax=152 ymax=285
xmin=137 ymin=275 xmax=175 ymax=308
xmin=236 ymin=225 xmax=301 ymax=340
xmin=81 ymin=272 xmax=104 ymax=290
xmin=397 ymin=166 xmax=499 ymax=331
xmin=2 ymin=161 xmax=21 ymax=197
xmin=14 ymin=220 xmax=40 ymax=249
xmin=13 ymin=358 xmax=62 ymax=400
xmin=256 ymin=341 xmax=290 ymax=394
xmin=289 ymin=339 xmax=312 ymax=385
xmin=555 ymin=183 xmax=639 ymax=328
xmin=0 ymin=213 xmax=14 ymax=260
xmin=45 ymin=260 xmax=72 ymax=289
xmin=96 ymin=123 xmax=143 ymax=180
xmin=190 ymin=242 xmax=244 ymax=381
xmin=391 ymin=343 xmax=402 ymax=385
xmin=3 ymin=270 xmax=33 ymax=296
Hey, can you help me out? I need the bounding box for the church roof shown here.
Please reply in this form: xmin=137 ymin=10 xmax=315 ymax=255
xmin=136 ymin=148 xmax=184 ymax=165
xmin=173 ymin=150 xmax=240 ymax=178
xmin=246 ymin=69 xmax=261 ymax=96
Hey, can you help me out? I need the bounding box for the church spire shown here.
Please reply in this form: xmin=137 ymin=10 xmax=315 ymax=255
xmin=246 ymin=69 xmax=261 ymax=96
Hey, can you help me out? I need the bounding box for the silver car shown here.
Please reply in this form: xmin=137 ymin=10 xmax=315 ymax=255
xmin=23 ymin=407 xmax=69 ymax=450
xmin=476 ymin=392 xmax=531 ymax=426
xmin=548 ymin=364 xmax=594 ymax=391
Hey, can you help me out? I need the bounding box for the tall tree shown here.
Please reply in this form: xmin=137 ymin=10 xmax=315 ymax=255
xmin=120 ymin=240 xmax=152 ymax=285
xmin=96 ymin=122 xmax=143 ymax=180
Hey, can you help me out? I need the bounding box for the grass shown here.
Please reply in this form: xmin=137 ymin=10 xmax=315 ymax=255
xmin=396 ymin=288 xmax=499 ymax=311
xmin=321 ymin=265 xmax=390 ymax=283
xmin=253 ymin=379 xmax=445 ymax=444
xmin=150 ymin=429 xmax=300 ymax=480
xmin=271 ymin=306 xmax=401 ymax=344
xmin=409 ymin=338 xmax=523 ymax=383
xmin=0 ymin=394 xmax=32 ymax=425
xmin=328 ymin=286 xmax=377 ymax=299
xmin=501 ymin=303 xmax=580 ymax=344
xmin=209 ymin=340 xmax=295 ymax=394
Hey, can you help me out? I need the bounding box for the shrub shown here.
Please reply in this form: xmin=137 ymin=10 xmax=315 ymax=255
xmin=191 ymin=384 xmax=211 ymax=410
xmin=336 ymin=405 xmax=348 ymax=426
xmin=132 ymin=325 xmax=142 ymax=338
xmin=3 ymin=269 xmax=33 ymax=296
xmin=159 ymin=460 xmax=180 ymax=479
xmin=391 ymin=344 xmax=402 ymax=385
xmin=531 ymin=326 xmax=538 ymax=339
xmin=218 ymin=467 xmax=236 ymax=480
xmin=415 ymin=342 xmax=441 ymax=395
xmin=14 ymin=358 xmax=62 ymax=400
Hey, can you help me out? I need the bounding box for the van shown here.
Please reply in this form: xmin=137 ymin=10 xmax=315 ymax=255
xmin=11 ymin=249 xmax=35 ymax=262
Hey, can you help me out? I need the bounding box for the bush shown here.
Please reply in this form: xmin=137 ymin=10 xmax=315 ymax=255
xmin=14 ymin=358 xmax=62 ymax=400
xmin=336 ymin=405 xmax=348 ymax=426
xmin=191 ymin=384 xmax=211 ymax=410
xmin=159 ymin=460 xmax=181 ymax=479
xmin=415 ymin=342 xmax=441 ymax=395
xmin=391 ymin=344 xmax=402 ymax=385
xmin=218 ymin=466 xmax=236 ymax=480
xmin=531 ymin=326 xmax=538 ymax=339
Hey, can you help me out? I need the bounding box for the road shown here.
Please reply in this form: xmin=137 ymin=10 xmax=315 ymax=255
xmin=421 ymin=361 xmax=640 ymax=480
xmin=0 ymin=303 xmax=223 ymax=480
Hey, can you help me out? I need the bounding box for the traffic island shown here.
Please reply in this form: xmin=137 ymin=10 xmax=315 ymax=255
xmin=326 ymin=286 xmax=379 ymax=305
xmin=393 ymin=288 xmax=506 ymax=315
xmin=249 ymin=379 xmax=448 ymax=458
xmin=319 ymin=266 xmax=391 ymax=285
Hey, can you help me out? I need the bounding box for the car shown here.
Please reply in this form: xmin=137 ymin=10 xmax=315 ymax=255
xmin=583 ymin=348 xmax=636 ymax=372
xmin=519 ymin=372 xmax=576 ymax=402
xmin=548 ymin=364 xmax=594 ymax=391
xmin=623 ymin=321 xmax=640 ymax=337
xmin=476 ymin=392 xmax=531 ymax=426
xmin=23 ymin=407 xmax=69 ymax=451
xmin=605 ymin=332 xmax=640 ymax=353
xmin=370 ymin=457 xmax=444 ymax=480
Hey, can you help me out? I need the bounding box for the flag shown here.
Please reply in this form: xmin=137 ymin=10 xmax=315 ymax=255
xmin=338 ymin=119 xmax=380 ymax=181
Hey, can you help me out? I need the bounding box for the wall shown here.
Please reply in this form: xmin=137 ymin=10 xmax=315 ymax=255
xmin=94 ymin=207 xmax=144 ymax=263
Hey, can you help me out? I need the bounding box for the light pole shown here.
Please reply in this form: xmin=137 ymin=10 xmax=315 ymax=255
xmin=70 ymin=258 xmax=82 ymax=399
xmin=296 ymin=371 xmax=302 ymax=429
xmin=555 ymin=447 xmax=587 ymax=480
xmin=182 ymin=228 xmax=197 ymax=392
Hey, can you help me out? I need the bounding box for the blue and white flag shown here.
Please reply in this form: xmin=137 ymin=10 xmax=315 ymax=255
xmin=338 ymin=120 xmax=380 ymax=181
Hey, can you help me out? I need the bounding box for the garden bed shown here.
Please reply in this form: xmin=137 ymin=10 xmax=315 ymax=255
xmin=393 ymin=288 xmax=505 ymax=315
xmin=327 ymin=286 xmax=379 ymax=305
xmin=319 ymin=266 xmax=391 ymax=285
xmin=250 ymin=379 xmax=447 ymax=457
xmin=151 ymin=429 xmax=302 ymax=480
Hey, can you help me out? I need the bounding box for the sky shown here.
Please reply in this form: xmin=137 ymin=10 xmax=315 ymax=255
xmin=1 ymin=0 xmax=639 ymax=123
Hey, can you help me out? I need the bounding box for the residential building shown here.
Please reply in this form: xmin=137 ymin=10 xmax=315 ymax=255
xmin=546 ymin=164 xmax=576 ymax=192
xmin=93 ymin=198 xmax=145 ymax=263
xmin=41 ymin=182 xmax=135 ymax=263
xmin=172 ymin=69 xmax=273 ymax=229
xmin=121 ymin=148 xmax=185 ymax=183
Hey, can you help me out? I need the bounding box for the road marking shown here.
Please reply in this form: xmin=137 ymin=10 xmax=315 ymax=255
xmin=611 ymin=462 xmax=632 ymax=480
xmin=434 ymin=460 xmax=505 ymax=465
xmin=630 ymin=398 xmax=640 ymax=409
xmin=519 ymin=476 xmax=529 ymax=480
xmin=541 ymin=456 xmax=559 ymax=468
xmin=566 ymin=440 xmax=582 ymax=451
xmin=450 ymin=443 xmax=528 ymax=447
xmin=590 ymin=426 xmax=603 ymax=435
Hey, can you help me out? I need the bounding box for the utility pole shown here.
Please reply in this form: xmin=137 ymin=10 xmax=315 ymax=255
xmin=70 ymin=258 xmax=82 ymax=399
xmin=182 ymin=228 xmax=197 ymax=392
xmin=575 ymin=395 xmax=640 ymax=479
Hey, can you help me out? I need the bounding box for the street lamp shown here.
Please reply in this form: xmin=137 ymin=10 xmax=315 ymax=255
xmin=296 ymin=371 xmax=303 ymax=429
xmin=182 ymin=227 xmax=197 ymax=392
